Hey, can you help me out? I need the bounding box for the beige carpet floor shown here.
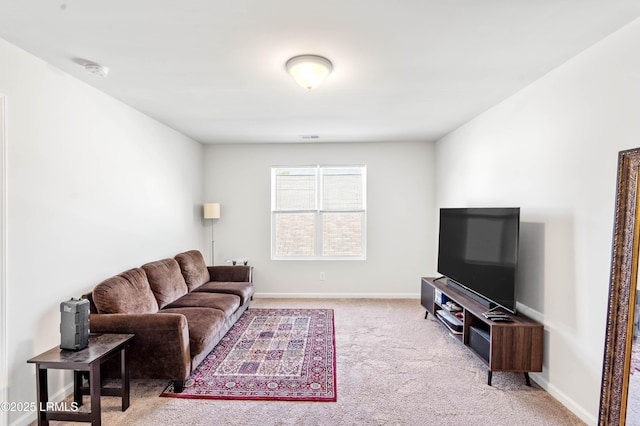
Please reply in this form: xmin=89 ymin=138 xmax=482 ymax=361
xmin=35 ymin=298 xmax=585 ymax=425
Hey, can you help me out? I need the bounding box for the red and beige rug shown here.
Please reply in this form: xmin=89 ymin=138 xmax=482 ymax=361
xmin=161 ymin=308 xmax=336 ymax=401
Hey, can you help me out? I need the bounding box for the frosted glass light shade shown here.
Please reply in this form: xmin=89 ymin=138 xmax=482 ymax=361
xmin=286 ymin=55 xmax=333 ymax=91
xmin=204 ymin=203 xmax=220 ymax=219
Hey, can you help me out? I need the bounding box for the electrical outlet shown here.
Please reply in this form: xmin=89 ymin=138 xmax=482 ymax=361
xmin=320 ymin=272 xmax=325 ymax=281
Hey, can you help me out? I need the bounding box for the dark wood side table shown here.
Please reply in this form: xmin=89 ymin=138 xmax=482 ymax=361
xmin=27 ymin=333 xmax=134 ymax=426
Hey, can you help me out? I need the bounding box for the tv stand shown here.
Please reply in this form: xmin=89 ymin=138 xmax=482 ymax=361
xmin=421 ymin=277 xmax=543 ymax=386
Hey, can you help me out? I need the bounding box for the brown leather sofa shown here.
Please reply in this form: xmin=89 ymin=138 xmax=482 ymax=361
xmin=84 ymin=250 xmax=253 ymax=392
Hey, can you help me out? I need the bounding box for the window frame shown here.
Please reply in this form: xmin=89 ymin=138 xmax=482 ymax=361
xmin=270 ymin=164 xmax=367 ymax=260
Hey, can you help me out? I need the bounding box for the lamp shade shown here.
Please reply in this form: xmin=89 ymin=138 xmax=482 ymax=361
xmin=286 ymin=55 xmax=333 ymax=91
xmin=203 ymin=203 xmax=221 ymax=219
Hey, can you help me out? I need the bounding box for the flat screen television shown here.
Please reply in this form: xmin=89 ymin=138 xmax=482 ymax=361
xmin=437 ymin=207 xmax=520 ymax=314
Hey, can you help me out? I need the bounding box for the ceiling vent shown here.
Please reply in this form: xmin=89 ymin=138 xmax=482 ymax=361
xmin=84 ymin=62 xmax=109 ymax=78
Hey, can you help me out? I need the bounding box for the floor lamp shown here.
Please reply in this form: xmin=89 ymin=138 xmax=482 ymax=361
xmin=203 ymin=203 xmax=220 ymax=265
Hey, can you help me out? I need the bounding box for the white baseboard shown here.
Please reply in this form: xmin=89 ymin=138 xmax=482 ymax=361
xmin=515 ymin=302 xmax=595 ymax=425
xmin=515 ymin=301 xmax=544 ymax=322
xmin=10 ymin=382 xmax=74 ymax=426
xmin=530 ymin=373 xmax=596 ymax=426
xmin=254 ymin=292 xmax=420 ymax=299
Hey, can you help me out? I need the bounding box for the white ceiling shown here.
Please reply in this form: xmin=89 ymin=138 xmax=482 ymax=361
xmin=2 ymin=1 xmax=640 ymax=144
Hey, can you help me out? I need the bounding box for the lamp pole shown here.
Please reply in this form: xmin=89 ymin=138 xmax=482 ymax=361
xmin=203 ymin=203 xmax=221 ymax=266
xmin=210 ymin=220 xmax=215 ymax=265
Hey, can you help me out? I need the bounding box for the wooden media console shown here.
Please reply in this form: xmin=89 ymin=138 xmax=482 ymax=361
xmin=421 ymin=277 xmax=543 ymax=386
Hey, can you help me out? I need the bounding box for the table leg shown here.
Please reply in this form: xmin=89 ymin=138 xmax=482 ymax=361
xmin=89 ymin=361 xmax=101 ymax=426
xmin=121 ymin=344 xmax=130 ymax=411
xmin=35 ymin=365 xmax=49 ymax=426
xmin=73 ymin=371 xmax=83 ymax=407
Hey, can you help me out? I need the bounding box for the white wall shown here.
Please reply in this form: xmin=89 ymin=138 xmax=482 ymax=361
xmin=0 ymin=39 xmax=205 ymax=425
xmin=435 ymin=18 xmax=640 ymax=425
xmin=1 ymin=94 xmax=7 ymax=426
xmin=204 ymin=142 xmax=436 ymax=297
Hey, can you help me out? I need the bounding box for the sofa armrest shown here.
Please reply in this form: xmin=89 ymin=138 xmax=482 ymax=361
xmin=208 ymin=265 xmax=253 ymax=282
xmin=90 ymin=313 xmax=191 ymax=380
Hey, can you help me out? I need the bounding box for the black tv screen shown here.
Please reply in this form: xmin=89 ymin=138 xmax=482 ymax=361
xmin=437 ymin=207 xmax=520 ymax=313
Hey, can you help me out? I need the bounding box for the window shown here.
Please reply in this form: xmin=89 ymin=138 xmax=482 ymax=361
xmin=271 ymin=165 xmax=366 ymax=259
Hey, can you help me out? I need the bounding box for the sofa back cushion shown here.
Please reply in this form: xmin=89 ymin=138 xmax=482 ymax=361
xmin=142 ymin=258 xmax=189 ymax=309
xmin=174 ymin=250 xmax=210 ymax=291
xmin=92 ymin=268 xmax=159 ymax=314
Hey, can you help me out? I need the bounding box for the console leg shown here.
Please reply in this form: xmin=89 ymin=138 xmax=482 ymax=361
xmin=524 ymin=372 xmax=531 ymax=387
xmin=424 ymin=311 xmax=429 ymax=319
xmin=487 ymin=370 xmax=492 ymax=386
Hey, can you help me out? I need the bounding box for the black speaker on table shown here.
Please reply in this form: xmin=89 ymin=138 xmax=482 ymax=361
xmin=60 ymin=298 xmax=90 ymax=351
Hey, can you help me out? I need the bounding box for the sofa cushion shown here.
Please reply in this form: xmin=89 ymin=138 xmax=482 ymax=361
xmin=193 ymin=281 xmax=255 ymax=305
xmin=92 ymin=268 xmax=159 ymax=314
xmin=174 ymin=250 xmax=210 ymax=291
xmin=142 ymin=258 xmax=189 ymax=309
xmin=160 ymin=307 xmax=226 ymax=357
xmin=163 ymin=292 xmax=241 ymax=318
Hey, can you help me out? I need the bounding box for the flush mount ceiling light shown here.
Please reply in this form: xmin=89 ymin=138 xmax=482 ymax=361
xmin=285 ymin=55 xmax=333 ymax=91
xmin=84 ymin=61 xmax=109 ymax=78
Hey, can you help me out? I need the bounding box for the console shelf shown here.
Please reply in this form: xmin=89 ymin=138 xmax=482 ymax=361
xmin=421 ymin=277 xmax=543 ymax=386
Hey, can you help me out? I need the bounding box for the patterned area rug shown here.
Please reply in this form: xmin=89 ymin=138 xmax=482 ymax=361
xmin=161 ymin=308 xmax=336 ymax=401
